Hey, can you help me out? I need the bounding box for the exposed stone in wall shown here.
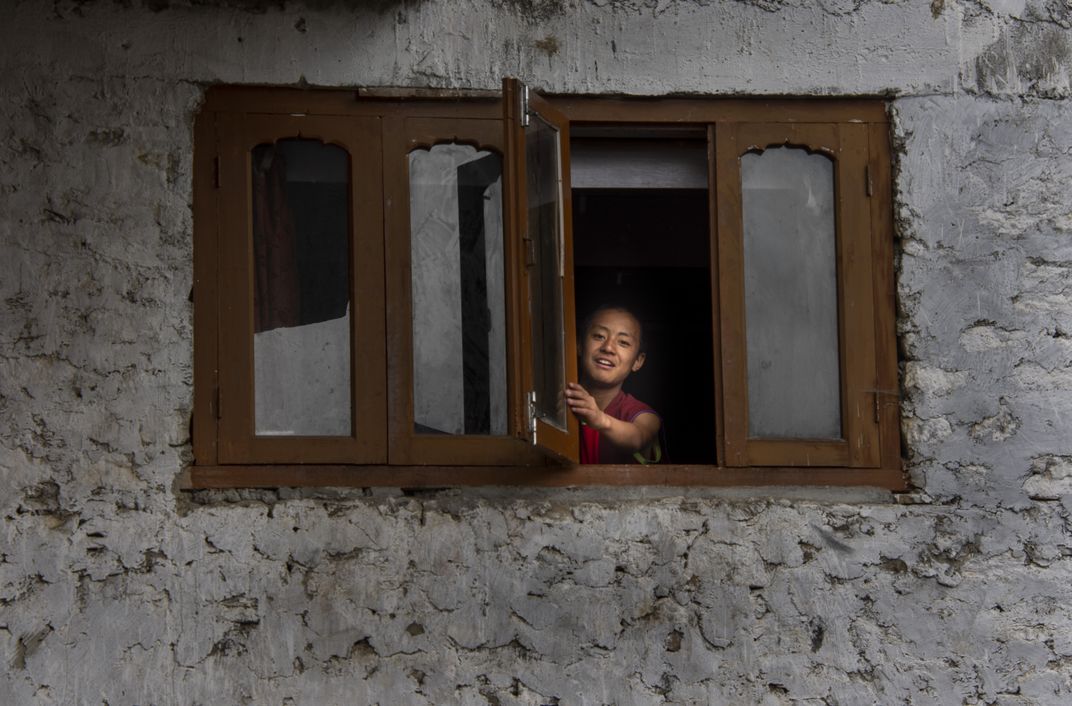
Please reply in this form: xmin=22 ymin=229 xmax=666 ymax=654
xmin=896 ymin=95 xmax=1072 ymax=510
xmin=2 ymin=0 xmax=1071 ymax=703
xmin=3 ymin=486 xmax=1071 ymax=703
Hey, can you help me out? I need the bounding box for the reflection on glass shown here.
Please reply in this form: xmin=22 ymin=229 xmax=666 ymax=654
xmin=742 ymin=146 xmax=841 ymax=439
xmin=409 ymin=144 xmax=507 ymax=436
xmin=527 ymin=115 xmax=568 ymax=432
xmin=251 ymin=139 xmax=351 ymax=436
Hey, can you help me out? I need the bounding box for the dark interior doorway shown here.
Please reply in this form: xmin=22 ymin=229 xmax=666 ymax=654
xmin=572 ymin=183 xmax=717 ymax=464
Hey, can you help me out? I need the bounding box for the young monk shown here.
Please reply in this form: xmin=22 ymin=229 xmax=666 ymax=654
xmin=565 ymin=305 xmax=662 ymax=464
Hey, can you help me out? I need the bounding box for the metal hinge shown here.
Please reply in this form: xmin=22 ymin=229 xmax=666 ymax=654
xmin=520 ymin=84 xmax=530 ymax=128
xmin=526 ymin=390 xmax=537 ymax=444
xmin=865 ymin=164 xmax=874 ymax=197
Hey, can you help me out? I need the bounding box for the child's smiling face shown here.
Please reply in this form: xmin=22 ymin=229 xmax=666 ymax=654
xmin=580 ymin=308 xmax=646 ymax=389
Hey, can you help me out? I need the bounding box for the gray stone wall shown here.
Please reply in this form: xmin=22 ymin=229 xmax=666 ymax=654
xmin=1 ymin=0 xmax=1070 ymax=703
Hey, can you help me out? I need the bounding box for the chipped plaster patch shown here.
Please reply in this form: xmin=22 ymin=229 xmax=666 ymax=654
xmin=904 ymin=416 xmax=954 ymax=445
xmin=969 ymin=398 xmax=1022 ymax=442
xmin=1023 ymin=455 xmax=1072 ymax=500
xmin=959 ymin=323 xmax=1028 ymax=352
xmin=904 ymin=363 xmax=970 ymax=397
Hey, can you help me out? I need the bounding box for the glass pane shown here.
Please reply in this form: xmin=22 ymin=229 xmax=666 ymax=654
xmin=251 ymin=139 xmax=351 ymax=437
xmin=527 ymin=115 xmax=568 ymax=432
xmin=409 ymin=144 xmax=507 ymax=436
xmin=742 ymin=146 xmax=841 ymax=439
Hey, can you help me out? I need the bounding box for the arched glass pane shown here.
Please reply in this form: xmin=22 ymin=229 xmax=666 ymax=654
xmin=251 ymin=138 xmax=351 ymax=437
xmin=409 ymin=144 xmax=507 ymax=436
xmin=742 ymin=146 xmax=841 ymax=439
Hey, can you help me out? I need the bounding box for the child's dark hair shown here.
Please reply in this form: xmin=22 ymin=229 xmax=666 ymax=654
xmin=580 ymin=303 xmax=646 ymax=353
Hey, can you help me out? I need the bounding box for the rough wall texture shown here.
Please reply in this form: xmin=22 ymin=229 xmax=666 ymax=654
xmin=1 ymin=0 xmax=1071 ymax=703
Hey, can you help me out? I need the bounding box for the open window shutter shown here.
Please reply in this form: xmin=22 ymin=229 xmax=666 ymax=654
xmin=504 ymin=78 xmax=580 ymax=463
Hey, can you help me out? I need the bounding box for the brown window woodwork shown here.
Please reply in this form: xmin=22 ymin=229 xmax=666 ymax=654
xmin=716 ymin=122 xmax=880 ymax=468
xmin=189 ymin=84 xmax=903 ymax=489
xmin=508 ymin=80 xmax=581 ymax=463
xmin=383 ymin=115 xmax=540 ymax=466
xmin=214 ymin=113 xmax=386 ymax=464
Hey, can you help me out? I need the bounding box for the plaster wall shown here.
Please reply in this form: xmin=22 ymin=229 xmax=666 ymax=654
xmin=1 ymin=0 xmax=1071 ymax=703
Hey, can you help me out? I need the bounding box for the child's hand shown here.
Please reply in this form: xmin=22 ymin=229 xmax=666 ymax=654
xmin=565 ymin=382 xmax=610 ymax=431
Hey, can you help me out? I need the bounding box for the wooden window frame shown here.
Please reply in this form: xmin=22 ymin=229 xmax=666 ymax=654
xmin=383 ymin=115 xmax=542 ymax=466
xmin=213 ymin=112 xmax=387 ymax=464
xmin=188 ymin=86 xmax=904 ymax=490
xmin=716 ymin=122 xmax=880 ymax=468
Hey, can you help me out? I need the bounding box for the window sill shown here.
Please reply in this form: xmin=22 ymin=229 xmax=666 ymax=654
xmin=181 ymin=463 xmax=906 ymax=491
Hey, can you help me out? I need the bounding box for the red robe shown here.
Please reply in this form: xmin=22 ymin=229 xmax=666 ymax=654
xmin=580 ymin=390 xmax=659 ymax=464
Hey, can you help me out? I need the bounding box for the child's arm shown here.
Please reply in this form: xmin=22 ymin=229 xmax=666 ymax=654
xmin=565 ymin=382 xmax=661 ymax=453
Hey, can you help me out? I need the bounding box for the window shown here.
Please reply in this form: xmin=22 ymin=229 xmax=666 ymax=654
xmin=190 ymin=83 xmax=902 ymax=489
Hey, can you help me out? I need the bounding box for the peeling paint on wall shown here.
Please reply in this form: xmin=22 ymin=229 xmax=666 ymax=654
xmin=973 ymin=21 xmax=1072 ymax=95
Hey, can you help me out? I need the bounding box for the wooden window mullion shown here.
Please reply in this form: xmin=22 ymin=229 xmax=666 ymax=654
xmin=715 ymin=122 xmax=749 ymax=467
